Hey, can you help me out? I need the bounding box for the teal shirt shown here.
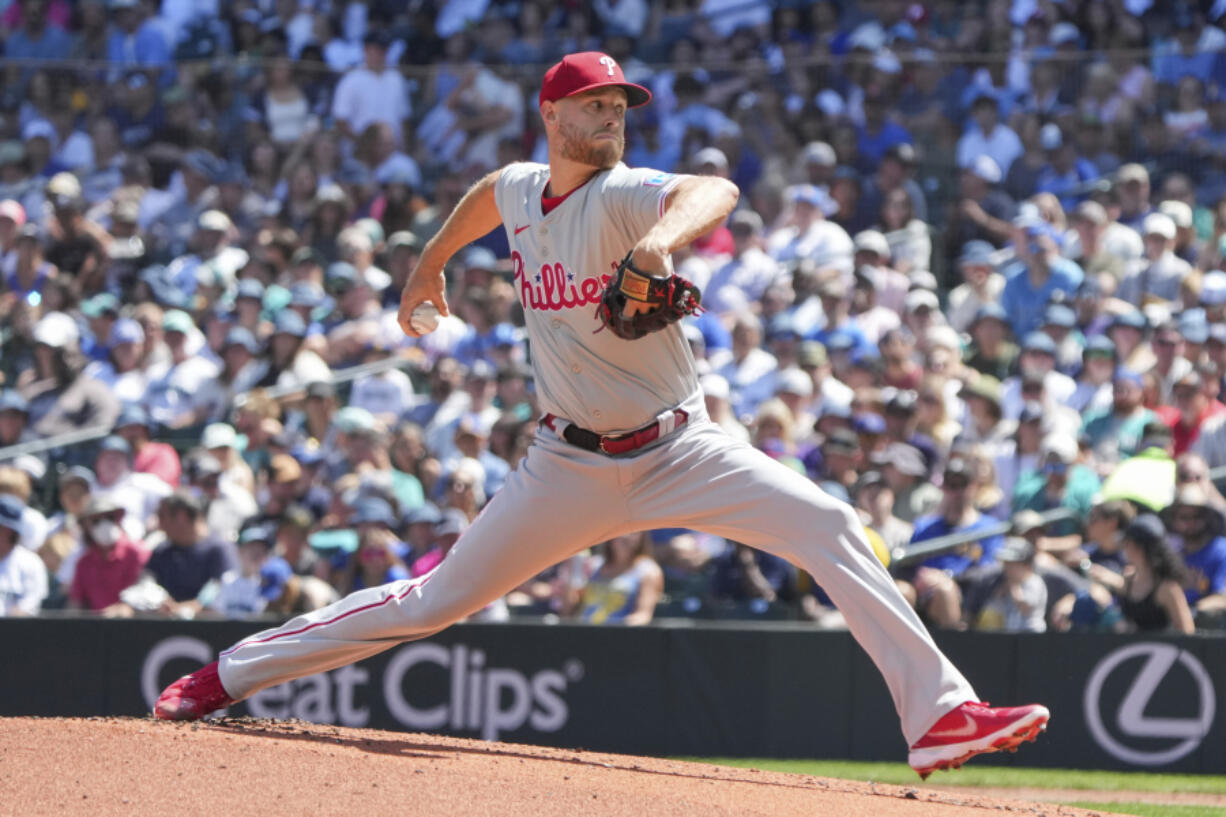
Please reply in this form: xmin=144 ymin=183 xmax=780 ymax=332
xmin=1081 ymin=408 xmax=1155 ymax=462
xmin=1012 ymin=464 xmax=1101 ymax=535
xmin=392 ymin=469 xmax=425 ymax=512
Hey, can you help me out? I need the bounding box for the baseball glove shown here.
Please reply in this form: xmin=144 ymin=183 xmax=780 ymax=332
xmin=596 ymin=251 xmax=702 ymax=340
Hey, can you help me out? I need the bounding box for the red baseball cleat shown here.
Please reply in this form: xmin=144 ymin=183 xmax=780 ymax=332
xmin=153 ymin=661 xmax=234 ymax=721
xmin=908 ymin=701 xmax=1050 ymax=779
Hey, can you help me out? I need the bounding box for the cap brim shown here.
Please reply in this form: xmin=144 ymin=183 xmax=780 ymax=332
xmin=551 ymin=81 xmax=652 ymax=108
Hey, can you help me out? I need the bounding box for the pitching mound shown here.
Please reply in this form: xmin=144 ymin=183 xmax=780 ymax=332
xmin=2 ymin=717 xmax=1105 ymax=817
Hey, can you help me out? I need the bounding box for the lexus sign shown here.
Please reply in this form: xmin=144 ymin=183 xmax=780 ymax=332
xmin=1083 ymin=642 xmax=1216 ymax=765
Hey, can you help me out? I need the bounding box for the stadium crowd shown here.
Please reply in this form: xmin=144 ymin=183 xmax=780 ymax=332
xmin=1 ymin=0 xmax=1225 ymax=634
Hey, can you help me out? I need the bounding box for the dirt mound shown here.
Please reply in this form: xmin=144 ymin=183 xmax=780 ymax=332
xmin=1 ymin=717 xmax=1109 ymax=817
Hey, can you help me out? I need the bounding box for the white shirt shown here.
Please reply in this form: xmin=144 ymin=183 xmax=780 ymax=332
xmin=350 ymin=369 xmax=418 ymax=420
xmin=19 ymin=506 xmax=49 ymax=552
xmin=956 ymin=124 xmax=1024 ymax=175
xmin=95 ymin=472 xmax=173 ymax=541
xmin=705 ymin=247 xmax=781 ymax=315
xmin=767 ymin=218 xmax=854 ymax=273
xmin=0 ymin=544 xmax=47 ymax=616
xmin=946 ymin=275 xmax=1006 ymax=333
xmin=332 ymin=66 xmax=412 ymax=144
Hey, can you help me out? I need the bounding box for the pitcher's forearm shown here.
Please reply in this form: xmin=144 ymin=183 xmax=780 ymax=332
xmin=415 ymin=168 xmax=505 ymax=274
xmin=638 ymin=176 xmax=739 ymax=255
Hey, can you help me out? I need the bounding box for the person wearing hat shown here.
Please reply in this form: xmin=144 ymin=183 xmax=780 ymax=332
xmin=261 ymin=310 xmax=331 ymax=391
xmin=902 ymin=456 xmax=1005 ymax=629
xmin=1161 ymin=485 xmax=1226 ymax=616
xmin=331 ymin=28 xmax=410 ymax=145
xmin=203 ymin=525 xmax=297 ymax=619
xmin=1082 ymin=368 xmax=1156 ymax=468
xmin=948 ymin=151 xmax=1018 ymax=256
xmin=200 ymin=422 xmax=256 ymax=497
xmin=324 ymin=498 xmax=407 ymax=595
xmin=946 ymin=242 xmax=1004 ymax=334
xmin=92 ymin=433 xmax=172 ymax=541
xmin=184 ymin=451 xmax=255 ymax=545
xmin=113 ymin=403 xmax=180 ymax=488
xmin=0 ymin=390 xmax=34 ymax=448
xmin=1037 ymin=303 xmax=1083 ymax=377
xmin=1068 ymin=201 xmax=1129 ymax=281
xmin=1000 ymin=216 xmax=1084 ymax=339
xmin=144 ymin=309 xmax=223 ymax=430
xmin=1034 ymin=124 xmax=1099 ymax=213
xmin=1145 ymin=321 xmax=1194 ymax=405
xmin=766 ymin=183 xmax=853 ymax=273
xmin=66 ymin=495 xmax=150 ymax=614
xmin=450 ymin=412 xmax=510 ymax=499
xmin=0 ymin=494 xmax=48 ymax=616
xmin=1115 ymin=163 xmax=1153 ymax=230
xmin=160 ymin=51 xmax=1051 ymax=776
xmin=971 ymin=537 xmax=1047 ymax=633
xmin=998 ymin=331 xmax=1076 ymax=424
xmin=850 ymin=262 xmax=904 ymax=345
xmin=958 ymin=94 xmax=1023 ymax=179
xmin=6 ymin=216 xmax=57 ymax=308
xmin=1099 ymin=420 xmax=1178 ymax=513
xmin=1111 ymin=513 xmax=1194 ymax=633
xmin=1013 ymin=433 xmax=1101 ymax=538
xmin=962 ymin=303 xmax=1016 ymax=383
xmin=1117 ymin=213 xmax=1192 ymax=307
xmin=853 ymin=469 xmax=912 ymax=554
xmin=1156 ymin=370 xmax=1226 ymax=456
xmin=1069 ymin=335 xmax=1117 ymax=414
xmin=869 ymin=441 xmax=939 ymax=524
xmin=81 ymin=316 xmax=151 ymax=406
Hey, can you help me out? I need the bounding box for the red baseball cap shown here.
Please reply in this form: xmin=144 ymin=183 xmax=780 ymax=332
xmin=540 ymin=52 xmax=652 ymax=108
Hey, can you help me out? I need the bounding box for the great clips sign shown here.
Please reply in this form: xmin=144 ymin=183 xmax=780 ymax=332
xmin=141 ymin=636 xmax=581 ymax=741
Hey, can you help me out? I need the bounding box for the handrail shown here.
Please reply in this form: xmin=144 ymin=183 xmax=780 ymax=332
xmin=0 ymin=352 xmax=422 ymax=462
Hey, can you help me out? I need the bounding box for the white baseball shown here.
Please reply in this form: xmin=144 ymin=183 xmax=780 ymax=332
xmin=410 ymin=302 xmax=440 ymax=334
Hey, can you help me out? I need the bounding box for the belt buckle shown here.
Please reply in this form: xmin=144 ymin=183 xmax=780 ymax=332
xmin=598 ymin=436 xmax=614 ymax=455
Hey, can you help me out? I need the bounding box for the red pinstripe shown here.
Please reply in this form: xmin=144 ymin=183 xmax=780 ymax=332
xmin=219 ymin=572 xmax=435 ymax=657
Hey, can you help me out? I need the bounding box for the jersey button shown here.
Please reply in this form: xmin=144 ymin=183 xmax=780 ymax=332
xmin=592 ymin=410 xmax=602 ymax=419
xmin=551 ymin=318 xmax=562 ymax=329
xmin=541 ymin=227 xmax=549 ymax=235
xmin=571 ymin=364 xmax=581 ymax=373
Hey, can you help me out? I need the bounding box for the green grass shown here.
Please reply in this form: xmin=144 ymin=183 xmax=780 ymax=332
xmin=1064 ymin=803 xmax=1224 ymax=817
xmin=684 ymin=759 xmax=1226 ymax=794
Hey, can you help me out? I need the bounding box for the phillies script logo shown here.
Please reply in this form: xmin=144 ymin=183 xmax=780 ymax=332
xmin=512 ymin=250 xmax=612 ymax=311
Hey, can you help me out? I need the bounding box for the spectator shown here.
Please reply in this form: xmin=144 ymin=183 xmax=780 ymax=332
xmin=1118 ymin=214 xmax=1193 ymax=306
xmin=973 ymin=538 xmax=1048 ymax=633
xmin=144 ymin=490 xmax=238 ymax=615
xmin=902 ymin=457 xmax=1004 ymax=629
xmin=853 ymin=470 xmax=912 ymax=554
xmin=92 ymin=435 xmax=171 ymax=541
xmin=947 ymin=156 xmax=1017 ymax=252
xmin=957 ymin=95 xmax=1024 ymax=175
xmin=1157 ymin=371 xmax=1226 ymax=456
xmin=1013 ymin=434 xmax=1101 ymax=534
xmin=1116 ymin=514 xmax=1195 ymax=633
xmin=331 ymin=32 xmax=411 ymax=146
xmin=189 ymin=454 xmax=255 ymax=545
xmin=203 ymin=525 xmax=298 ymax=619
xmin=113 ymin=404 xmax=180 ymax=488
xmin=0 ymin=494 xmax=47 ymax=616
xmin=1000 ymin=220 xmax=1085 ymax=340
xmin=1161 ymin=486 xmax=1226 ymax=616
xmin=569 ymin=532 xmax=663 ymax=626
xmin=66 ymin=496 xmax=149 ymax=614
xmin=872 ymin=441 xmax=940 ymax=524
xmin=709 ymin=541 xmax=795 ymax=606
xmin=1082 ymin=370 xmax=1156 ymax=470
xmin=410 ymin=507 xmax=467 ymax=578
xmin=947 ymin=242 xmax=1005 ymax=334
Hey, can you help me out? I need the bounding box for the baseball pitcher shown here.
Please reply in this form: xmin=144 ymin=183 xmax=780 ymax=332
xmin=155 ymin=52 xmax=1049 ymax=778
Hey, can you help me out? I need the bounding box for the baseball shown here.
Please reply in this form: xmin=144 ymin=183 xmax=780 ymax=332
xmin=410 ymin=302 xmax=440 ymax=334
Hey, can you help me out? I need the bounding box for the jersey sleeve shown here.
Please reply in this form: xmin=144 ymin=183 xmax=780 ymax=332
xmin=493 ymin=162 xmax=535 ymax=229
xmin=605 ymin=167 xmax=689 ymax=241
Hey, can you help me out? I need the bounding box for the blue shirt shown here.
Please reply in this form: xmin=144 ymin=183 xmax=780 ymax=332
xmin=909 ymin=513 xmax=1005 ymax=576
xmin=106 ymin=24 xmax=172 ymax=72
xmin=809 ymin=319 xmax=875 ymax=362
xmin=1182 ymin=535 xmax=1226 ymax=606
xmin=5 ymin=24 xmax=73 ymax=63
xmin=1035 ymin=159 xmax=1100 ymax=212
xmin=854 ymin=120 xmax=913 ymax=172
xmin=1000 ymin=257 xmax=1084 ymax=339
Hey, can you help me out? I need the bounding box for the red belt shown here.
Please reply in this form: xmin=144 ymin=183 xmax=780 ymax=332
xmin=542 ymin=409 xmax=689 ymax=455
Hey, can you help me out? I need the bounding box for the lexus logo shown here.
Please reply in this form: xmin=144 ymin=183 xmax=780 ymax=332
xmin=1083 ymin=642 xmax=1215 ymax=765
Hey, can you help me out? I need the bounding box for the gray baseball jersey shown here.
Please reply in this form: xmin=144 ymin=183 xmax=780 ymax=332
xmin=494 ymin=161 xmax=698 ymax=434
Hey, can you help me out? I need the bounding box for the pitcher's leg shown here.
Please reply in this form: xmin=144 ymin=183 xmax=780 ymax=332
xmin=630 ymin=424 xmax=976 ymax=745
xmin=219 ymin=439 xmax=627 ymax=701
